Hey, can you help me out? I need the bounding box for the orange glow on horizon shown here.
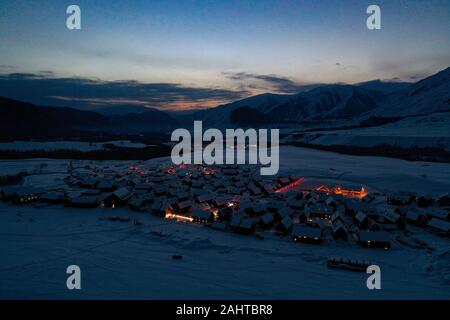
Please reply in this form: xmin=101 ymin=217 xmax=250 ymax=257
xmin=50 ymin=96 xmax=239 ymax=112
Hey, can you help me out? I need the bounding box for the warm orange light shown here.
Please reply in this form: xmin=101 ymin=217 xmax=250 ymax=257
xmin=203 ymin=167 xmax=216 ymax=175
xmin=316 ymin=185 xmax=368 ymax=198
xmin=212 ymin=208 xmax=219 ymax=220
xmin=165 ymin=212 xmax=194 ymax=222
xmin=275 ymin=177 xmax=305 ymax=193
xmin=165 ymin=207 xmax=194 ymax=222
xmin=166 ymin=167 xmax=177 ymax=174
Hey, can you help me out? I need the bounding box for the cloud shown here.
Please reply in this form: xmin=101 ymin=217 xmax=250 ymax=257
xmin=0 ymin=73 xmax=250 ymax=111
xmin=369 ymin=54 xmax=450 ymax=82
xmin=38 ymin=70 xmax=56 ymax=76
xmin=380 ymin=76 xmax=408 ymax=83
xmin=222 ymin=72 xmax=321 ymax=94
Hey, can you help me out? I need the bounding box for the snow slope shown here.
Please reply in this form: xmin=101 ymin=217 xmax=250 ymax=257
xmin=288 ymin=112 xmax=450 ymax=151
xmin=1 ymin=198 xmax=449 ymax=299
xmin=196 ymin=93 xmax=289 ymax=127
xmin=196 ymin=85 xmax=383 ymax=127
xmin=267 ymin=85 xmax=382 ymax=122
xmin=370 ymin=67 xmax=450 ymax=117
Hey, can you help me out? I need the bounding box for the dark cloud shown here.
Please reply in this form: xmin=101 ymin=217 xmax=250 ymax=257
xmin=38 ymin=70 xmax=56 ymax=76
xmin=381 ymin=76 xmax=406 ymax=82
xmin=222 ymin=72 xmax=321 ymax=94
xmin=370 ymin=55 xmax=450 ymax=82
xmin=0 ymin=73 xmax=250 ymax=111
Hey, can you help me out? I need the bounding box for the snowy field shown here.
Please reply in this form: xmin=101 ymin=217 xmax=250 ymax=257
xmin=0 ymin=146 xmax=449 ymax=299
xmin=287 ymin=113 xmax=450 ymax=151
xmin=278 ymin=146 xmax=450 ymax=195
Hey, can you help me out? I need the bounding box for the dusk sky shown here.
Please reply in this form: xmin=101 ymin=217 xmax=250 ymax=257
xmin=0 ymin=0 xmax=449 ymax=110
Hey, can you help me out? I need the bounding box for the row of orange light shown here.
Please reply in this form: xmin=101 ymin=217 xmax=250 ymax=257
xmin=273 ymin=177 xmax=368 ymax=199
xmin=166 ymin=164 xmax=216 ymax=175
xmin=316 ymin=185 xmax=368 ymax=198
xmin=165 ymin=207 xmax=194 ymax=222
xmin=275 ymin=177 xmax=305 ymax=193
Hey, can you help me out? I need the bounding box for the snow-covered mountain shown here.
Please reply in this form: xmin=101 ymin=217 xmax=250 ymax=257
xmin=191 ymin=93 xmax=289 ymax=127
xmin=355 ymin=79 xmax=411 ymax=93
xmin=194 ymin=84 xmax=383 ymax=126
xmin=276 ymin=67 xmax=450 ymax=153
xmin=194 ymin=66 xmax=450 ymax=127
xmin=369 ymin=67 xmax=450 ymax=117
xmin=267 ymin=84 xmax=383 ymax=122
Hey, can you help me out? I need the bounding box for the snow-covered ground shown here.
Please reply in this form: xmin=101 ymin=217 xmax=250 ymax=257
xmin=287 ymin=113 xmax=450 ymax=151
xmin=0 ymin=146 xmax=449 ymax=299
xmin=0 ymin=140 xmax=148 ymax=151
xmin=1 ymin=203 xmax=449 ymax=300
xmin=278 ymin=146 xmax=450 ymax=195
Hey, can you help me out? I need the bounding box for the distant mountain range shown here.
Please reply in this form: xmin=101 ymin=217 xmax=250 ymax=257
xmin=369 ymin=66 xmax=450 ymax=117
xmin=192 ymin=66 xmax=450 ymax=127
xmin=0 ymin=97 xmax=178 ymax=139
xmin=355 ymin=79 xmax=411 ymax=93
xmin=96 ymin=105 xmax=155 ymax=115
xmin=1 ymin=66 xmax=449 ymax=139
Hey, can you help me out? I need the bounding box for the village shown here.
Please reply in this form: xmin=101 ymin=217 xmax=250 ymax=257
xmin=1 ymin=158 xmax=449 ymax=274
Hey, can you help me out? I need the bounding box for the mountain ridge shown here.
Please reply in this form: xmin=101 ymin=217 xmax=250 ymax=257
xmin=194 ymin=66 xmax=450 ymax=127
xmin=1 ymin=66 xmax=448 ymax=135
xmin=0 ymin=96 xmax=179 ymax=139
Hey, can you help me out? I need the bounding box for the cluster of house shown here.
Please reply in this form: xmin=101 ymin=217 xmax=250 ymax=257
xmin=1 ymin=162 xmax=449 ymax=249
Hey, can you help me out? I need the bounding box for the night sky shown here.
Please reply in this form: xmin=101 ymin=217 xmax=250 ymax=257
xmin=0 ymin=0 xmax=449 ymax=110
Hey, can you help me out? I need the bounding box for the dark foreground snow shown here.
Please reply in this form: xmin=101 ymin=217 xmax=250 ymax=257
xmin=0 ymin=203 xmax=449 ymax=299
